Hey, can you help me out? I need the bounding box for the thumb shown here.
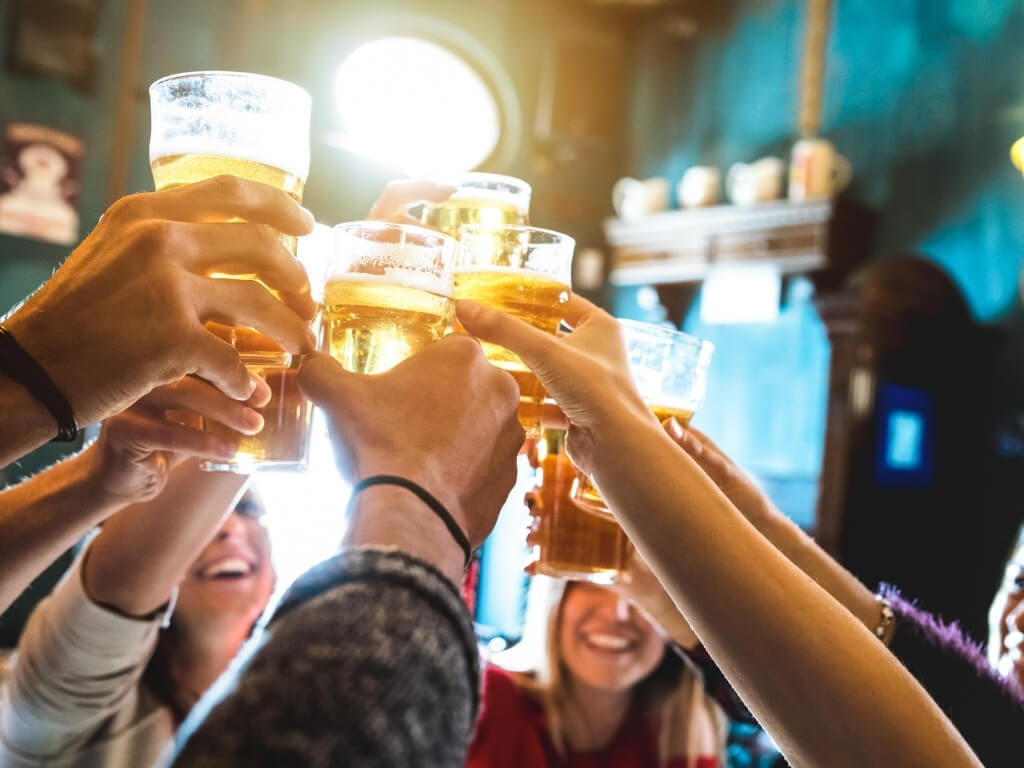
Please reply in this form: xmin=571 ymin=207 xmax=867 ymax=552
xmin=456 ymin=300 xmax=560 ymax=375
xmin=297 ymin=352 xmax=357 ymax=411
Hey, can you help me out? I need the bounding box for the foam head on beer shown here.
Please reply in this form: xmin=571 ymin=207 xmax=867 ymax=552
xmin=326 ymin=221 xmax=456 ymax=375
xmin=149 ymin=71 xmax=311 ymax=191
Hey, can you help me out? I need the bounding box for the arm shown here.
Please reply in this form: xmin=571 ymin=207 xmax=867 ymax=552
xmin=0 ymin=375 xmax=263 ymax=614
xmin=458 ymin=297 xmax=982 ymax=768
xmin=172 ymin=339 xmax=524 ymax=766
xmin=665 ymin=423 xmax=885 ymax=638
xmin=173 ymin=497 xmax=479 ymax=767
xmin=0 ymin=447 xmax=124 ymax=614
xmin=0 ymin=380 xmax=264 ymax=755
xmin=83 ymin=463 xmax=247 ymax=617
xmin=0 ymin=372 xmax=61 ymax=466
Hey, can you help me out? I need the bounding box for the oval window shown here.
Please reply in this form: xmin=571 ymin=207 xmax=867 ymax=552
xmin=335 ymin=36 xmax=502 ymax=175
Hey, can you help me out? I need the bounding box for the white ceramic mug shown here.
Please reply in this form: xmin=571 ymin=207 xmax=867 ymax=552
xmin=788 ymin=139 xmax=852 ymax=201
xmin=677 ymin=166 xmax=721 ymax=208
xmin=726 ymin=157 xmax=785 ymax=206
xmin=612 ymin=177 xmax=670 ymax=219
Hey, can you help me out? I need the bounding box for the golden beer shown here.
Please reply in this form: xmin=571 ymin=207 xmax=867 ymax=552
xmin=324 ymin=274 xmax=454 ymax=374
xmin=454 ymin=266 xmax=570 ymax=436
xmin=422 ymin=197 xmax=526 ymax=236
xmin=529 ymin=428 xmax=634 ymax=584
xmin=151 ymin=152 xmax=313 ymax=471
xmin=574 ymin=405 xmax=695 ymax=512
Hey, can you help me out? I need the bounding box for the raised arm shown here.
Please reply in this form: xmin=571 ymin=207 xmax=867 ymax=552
xmin=0 ymin=375 xmax=266 ymax=614
xmin=173 ymin=338 xmax=524 ymax=767
xmin=1 ymin=174 xmax=315 ymax=468
xmin=0 ymin=377 xmax=265 ymax=757
xmin=458 ymin=297 xmax=982 ymax=768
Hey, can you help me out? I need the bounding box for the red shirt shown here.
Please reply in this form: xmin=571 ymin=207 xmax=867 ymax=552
xmin=467 ymin=665 xmax=718 ymax=768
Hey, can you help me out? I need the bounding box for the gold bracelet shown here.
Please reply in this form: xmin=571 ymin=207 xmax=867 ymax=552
xmin=873 ymin=595 xmax=895 ymax=644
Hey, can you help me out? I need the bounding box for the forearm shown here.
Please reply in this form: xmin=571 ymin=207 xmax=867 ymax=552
xmin=593 ymin=418 xmax=980 ymax=768
xmin=83 ymin=461 xmax=247 ymax=616
xmin=172 ymin=548 xmax=479 ymax=767
xmin=758 ymin=513 xmax=881 ymax=635
xmin=0 ymin=372 xmax=61 ymax=468
xmin=0 ymin=446 xmax=123 ymax=613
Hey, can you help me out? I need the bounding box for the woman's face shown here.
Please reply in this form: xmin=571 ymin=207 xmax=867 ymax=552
xmin=558 ymin=583 xmax=666 ymax=694
xmin=988 ymin=550 xmax=1024 ymax=688
xmin=175 ymin=493 xmax=275 ymax=633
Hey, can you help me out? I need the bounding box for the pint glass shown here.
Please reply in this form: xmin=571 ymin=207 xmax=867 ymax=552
xmin=574 ymin=321 xmax=714 ymax=514
xmin=326 ymin=222 xmax=455 ymax=374
xmin=528 ymin=428 xmax=634 ymax=584
xmin=530 ymin=322 xmax=713 ymax=583
xmin=454 ymin=225 xmax=573 ymax=436
xmin=149 ymin=71 xmax=314 ymax=472
xmin=420 ymin=173 xmax=530 ymax=236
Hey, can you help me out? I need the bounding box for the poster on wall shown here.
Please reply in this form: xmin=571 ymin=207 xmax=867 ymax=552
xmin=0 ymin=124 xmax=83 ymax=246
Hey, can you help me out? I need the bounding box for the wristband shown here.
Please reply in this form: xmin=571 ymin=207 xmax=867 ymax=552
xmin=0 ymin=324 xmax=79 ymax=442
xmin=348 ymin=475 xmax=472 ymax=569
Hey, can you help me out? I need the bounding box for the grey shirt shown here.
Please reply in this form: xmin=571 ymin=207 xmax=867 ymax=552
xmin=172 ymin=547 xmax=480 ymax=767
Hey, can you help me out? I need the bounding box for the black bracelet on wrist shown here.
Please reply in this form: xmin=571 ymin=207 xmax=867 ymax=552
xmin=347 ymin=475 xmax=473 ymax=569
xmin=0 ymin=324 xmax=79 ymax=442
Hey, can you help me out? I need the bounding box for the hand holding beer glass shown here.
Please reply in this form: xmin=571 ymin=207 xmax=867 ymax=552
xmin=454 ymin=225 xmax=574 ymax=437
xmin=325 ymin=222 xmax=455 ymax=374
xmin=149 ymin=71 xmax=315 ymax=472
xmin=531 ymin=321 xmax=713 ymax=584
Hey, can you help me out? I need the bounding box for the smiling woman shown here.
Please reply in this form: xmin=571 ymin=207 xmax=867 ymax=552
xmin=467 ymin=577 xmax=727 ymax=768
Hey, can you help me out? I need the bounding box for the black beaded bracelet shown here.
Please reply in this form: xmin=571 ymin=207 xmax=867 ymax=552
xmin=348 ymin=475 xmax=473 ymax=569
xmin=0 ymin=324 xmax=79 ymax=442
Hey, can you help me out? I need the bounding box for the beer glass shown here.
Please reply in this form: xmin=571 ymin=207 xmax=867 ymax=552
xmin=454 ymin=225 xmax=573 ymax=436
xmin=530 ymin=321 xmax=713 ymax=584
xmin=420 ymin=173 xmax=531 ymax=236
xmin=574 ymin=321 xmax=714 ymax=513
xmin=149 ymin=71 xmax=314 ymax=473
xmin=326 ymin=222 xmax=455 ymax=374
xmin=529 ymin=428 xmax=635 ymax=584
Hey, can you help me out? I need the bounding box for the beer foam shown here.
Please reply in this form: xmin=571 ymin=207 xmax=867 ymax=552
xmin=326 ymin=269 xmax=453 ymax=298
xmin=453 ymin=263 xmax=572 ymax=286
xmin=149 ymin=136 xmax=309 ymax=181
xmin=448 ymin=187 xmax=527 ymax=209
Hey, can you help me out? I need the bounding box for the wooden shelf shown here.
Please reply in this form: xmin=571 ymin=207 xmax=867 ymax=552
xmin=605 ymin=199 xmax=836 ymax=286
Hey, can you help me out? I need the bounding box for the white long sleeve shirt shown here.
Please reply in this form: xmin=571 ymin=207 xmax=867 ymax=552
xmin=0 ymin=555 xmax=174 ymax=767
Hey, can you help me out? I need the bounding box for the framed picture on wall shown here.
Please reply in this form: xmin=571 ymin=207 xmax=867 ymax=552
xmin=5 ymin=0 xmax=104 ymax=92
xmin=0 ymin=123 xmax=83 ymax=246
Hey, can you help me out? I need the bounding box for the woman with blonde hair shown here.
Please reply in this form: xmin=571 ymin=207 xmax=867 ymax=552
xmin=467 ymin=562 xmax=728 ymax=768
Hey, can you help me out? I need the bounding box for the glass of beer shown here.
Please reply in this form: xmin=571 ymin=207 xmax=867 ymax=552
xmin=419 ymin=173 xmax=531 ymax=236
xmin=326 ymin=222 xmax=455 ymax=374
xmin=573 ymin=321 xmax=715 ymax=514
xmin=529 ymin=427 xmax=635 ymax=584
xmin=149 ymin=71 xmax=314 ymax=473
xmin=454 ymin=225 xmax=573 ymax=437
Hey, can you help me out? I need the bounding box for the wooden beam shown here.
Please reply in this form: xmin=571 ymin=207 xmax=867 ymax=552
xmin=106 ymin=0 xmax=148 ymax=204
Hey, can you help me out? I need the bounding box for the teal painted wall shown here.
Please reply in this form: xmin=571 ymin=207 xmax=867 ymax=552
xmin=0 ymin=0 xmax=132 ymax=483
xmin=620 ymin=0 xmax=1024 ymax=525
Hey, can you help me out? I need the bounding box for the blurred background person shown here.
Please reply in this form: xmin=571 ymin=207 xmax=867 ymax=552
xmin=469 ymin=571 xmax=727 ymax=768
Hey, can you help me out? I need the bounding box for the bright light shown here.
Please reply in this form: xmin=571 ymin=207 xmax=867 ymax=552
xmin=335 ymin=37 xmax=501 ymax=175
xmin=254 ymin=410 xmax=351 ymax=594
xmin=1013 ymin=136 xmax=1024 ymax=174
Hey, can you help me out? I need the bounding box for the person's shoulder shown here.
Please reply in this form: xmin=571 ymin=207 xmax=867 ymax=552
xmin=481 ymin=665 xmax=529 ymax=705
